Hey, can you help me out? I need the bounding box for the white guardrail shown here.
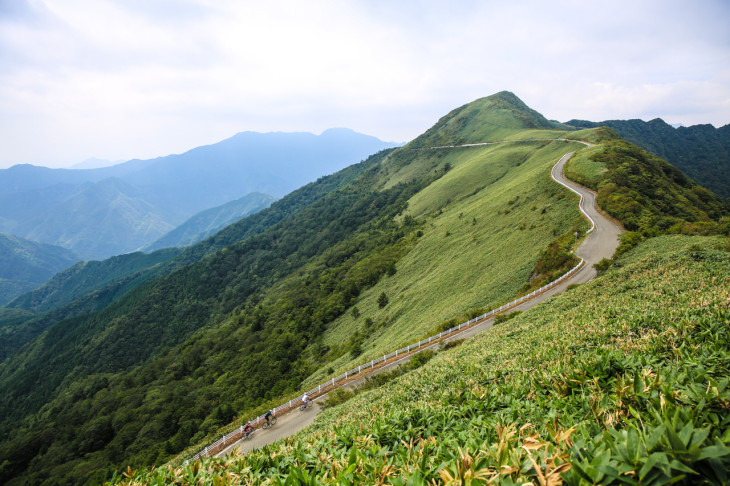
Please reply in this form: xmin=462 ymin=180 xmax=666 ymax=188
xmin=188 ymin=256 xmax=586 ymax=462
xmin=188 ymin=144 xmax=593 ymax=462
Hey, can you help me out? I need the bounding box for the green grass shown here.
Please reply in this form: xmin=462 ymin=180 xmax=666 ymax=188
xmin=563 ymin=145 xmax=606 ymax=189
xmin=304 ymin=138 xmax=588 ymax=386
xmin=406 ymin=92 xmax=569 ymax=149
xmin=508 ymin=129 xmax=575 ymax=140
xmin=565 ymin=127 xmax=619 ymax=145
xmin=115 ymin=235 xmax=730 ymax=485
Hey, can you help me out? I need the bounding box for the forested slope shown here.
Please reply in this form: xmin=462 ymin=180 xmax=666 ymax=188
xmin=564 ymin=131 xmax=728 ymax=255
xmin=0 ymin=153 xmax=378 ymax=366
xmin=0 ymin=234 xmax=80 ymax=305
xmin=6 ymin=249 xmax=181 ymax=314
xmin=143 ymin=192 xmax=276 ymax=252
xmin=0 ymin=139 xmax=432 ymax=486
xmin=567 ymin=118 xmax=730 ymax=199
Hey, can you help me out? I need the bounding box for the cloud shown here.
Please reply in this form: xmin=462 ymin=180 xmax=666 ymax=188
xmin=0 ymin=0 xmax=729 ymax=168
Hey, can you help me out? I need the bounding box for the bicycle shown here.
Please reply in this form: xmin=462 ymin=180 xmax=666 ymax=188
xmin=262 ymin=416 xmax=277 ymax=429
xmin=299 ymin=400 xmax=312 ymax=411
xmin=242 ymin=427 xmax=255 ymax=440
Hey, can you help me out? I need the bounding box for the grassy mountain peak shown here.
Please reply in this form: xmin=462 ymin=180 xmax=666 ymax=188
xmin=408 ymin=91 xmax=571 ymax=149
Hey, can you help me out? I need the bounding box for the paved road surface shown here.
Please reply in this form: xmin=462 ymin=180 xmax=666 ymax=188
xmin=217 ymin=147 xmax=622 ymax=458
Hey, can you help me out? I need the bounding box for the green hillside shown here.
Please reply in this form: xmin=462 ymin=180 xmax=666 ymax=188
xmin=564 ymin=134 xmax=727 ymax=240
xmin=6 ymin=249 xmax=181 ymax=314
xmin=0 ymin=233 xmax=80 ymax=305
xmin=0 ymin=154 xmax=376 ymax=367
xmin=408 ymin=91 xmax=571 ymax=149
xmin=118 ymin=234 xmax=730 ymax=484
xmin=306 ymin=139 xmax=587 ymax=385
xmin=566 ymin=118 xmax=730 ymax=199
xmin=143 ymin=192 xmax=276 ymax=252
xmin=0 ymin=92 xmax=727 ymax=485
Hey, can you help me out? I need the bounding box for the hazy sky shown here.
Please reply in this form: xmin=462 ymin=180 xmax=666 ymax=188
xmin=1 ymin=0 xmax=729 ymax=169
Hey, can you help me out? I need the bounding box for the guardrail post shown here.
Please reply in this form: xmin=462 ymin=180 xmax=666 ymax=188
xmin=222 ymin=435 xmax=226 ymax=445
xmin=358 ymin=365 xmax=361 ymax=373
xmin=371 ymin=360 xmax=374 ymax=368
xmin=204 ymin=446 xmax=208 ymax=456
xmin=318 ymin=385 xmax=321 ymax=393
xmin=395 ymin=350 xmax=398 ymax=358
xmin=332 ymin=378 xmax=335 ymax=386
xmin=345 ymin=371 xmax=348 ymax=379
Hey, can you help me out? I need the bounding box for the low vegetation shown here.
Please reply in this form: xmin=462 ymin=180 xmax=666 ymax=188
xmin=111 ymin=235 xmax=730 ymax=485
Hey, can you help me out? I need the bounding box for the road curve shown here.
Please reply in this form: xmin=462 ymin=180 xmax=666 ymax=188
xmin=216 ymin=147 xmax=623 ymax=458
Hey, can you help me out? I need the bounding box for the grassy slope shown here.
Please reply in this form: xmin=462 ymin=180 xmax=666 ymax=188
xmin=120 ymin=234 xmax=730 ymax=484
xmin=305 ymin=139 xmax=588 ymax=385
xmin=406 ymin=91 xmax=569 ymax=150
xmin=562 ymin=145 xmax=607 ymax=187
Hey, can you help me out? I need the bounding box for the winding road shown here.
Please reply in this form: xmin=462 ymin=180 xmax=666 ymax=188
xmin=215 ymin=142 xmax=623 ymax=458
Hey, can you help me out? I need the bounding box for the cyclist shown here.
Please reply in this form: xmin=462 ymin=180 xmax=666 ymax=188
xmin=243 ymin=422 xmax=253 ymax=438
xmin=264 ymin=409 xmax=274 ymax=425
xmin=302 ymin=393 xmax=310 ymax=408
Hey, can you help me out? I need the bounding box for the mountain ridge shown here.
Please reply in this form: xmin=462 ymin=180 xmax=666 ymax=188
xmin=565 ymin=117 xmax=730 ymax=199
xmin=143 ymin=192 xmax=276 ymax=252
xmin=0 ymin=233 xmax=80 ymax=306
xmin=0 ymin=129 xmax=398 ymax=259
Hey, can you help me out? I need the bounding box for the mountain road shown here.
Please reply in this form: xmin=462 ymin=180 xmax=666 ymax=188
xmin=215 ymin=143 xmax=623 ymax=459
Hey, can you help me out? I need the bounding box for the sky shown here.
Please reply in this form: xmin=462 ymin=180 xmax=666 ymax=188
xmin=1 ymin=0 xmax=729 ymax=169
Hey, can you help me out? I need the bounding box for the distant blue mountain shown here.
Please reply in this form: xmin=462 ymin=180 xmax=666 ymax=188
xmin=0 ymin=129 xmax=399 ymax=259
xmin=0 ymin=233 xmax=80 ymax=305
xmin=143 ymin=192 xmax=276 ymax=252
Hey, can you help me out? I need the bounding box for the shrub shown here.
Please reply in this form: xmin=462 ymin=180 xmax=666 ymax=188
xmin=593 ymin=258 xmax=613 ymax=273
xmin=377 ymin=292 xmax=389 ymax=309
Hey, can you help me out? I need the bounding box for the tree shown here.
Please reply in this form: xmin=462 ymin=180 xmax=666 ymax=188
xmin=377 ymin=292 xmax=389 ymax=309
